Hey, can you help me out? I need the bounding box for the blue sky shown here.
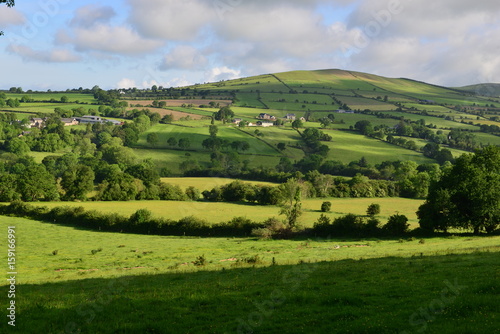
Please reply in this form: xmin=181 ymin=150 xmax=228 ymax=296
xmin=1 ymin=0 xmax=499 ymax=90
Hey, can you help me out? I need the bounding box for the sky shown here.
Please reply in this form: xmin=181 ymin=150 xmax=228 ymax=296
xmin=1 ymin=0 xmax=499 ymax=91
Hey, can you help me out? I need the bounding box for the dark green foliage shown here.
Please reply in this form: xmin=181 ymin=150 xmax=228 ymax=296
xmin=366 ymin=203 xmax=381 ymax=216
xmin=185 ymin=186 xmax=201 ymax=201
xmin=159 ymin=183 xmax=186 ymax=201
xmin=383 ymin=214 xmax=410 ymax=236
xmin=354 ymin=120 xmax=373 ymax=135
xmin=214 ymin=106 xmax=234 ymax=122
xmin=0 ymin=202 xmax=263 ymax=237
xmin=251 ymin=217 xmax=289 ymax=239
xmin=160 ymin=113 xmax=174 ymax=124
xmin=312 ymin=213 xmax=385 ymax=237
xmin=321 ymin=201 xmax=332 ymax=212
xmin=418 ymin=146 xmax=500 ymax=234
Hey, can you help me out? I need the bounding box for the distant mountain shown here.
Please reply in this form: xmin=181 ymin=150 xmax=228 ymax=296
xmin=456 ymin=84 xmax=500 ymax=97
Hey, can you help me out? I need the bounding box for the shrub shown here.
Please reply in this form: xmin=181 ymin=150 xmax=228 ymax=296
xmin=193 ymin=255 xmax=206 ymax=266
xmin=321 ymin=201 xmax=332 ymax=212
xmin=129 ymin=209 xmax=152 ymax=226
xmin=251 ymin=218 xmax=289 ymax=239
xmin=366 ymin=203 xmax=381 ymax=216
xmin=185 ymin=186 xmax=201 ymax=201
xmin=383 ymin=214 xmax=410 ymax=236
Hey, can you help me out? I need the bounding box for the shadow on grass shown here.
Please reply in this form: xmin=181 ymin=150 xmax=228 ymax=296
xmin=11 ymin=251 xmax=500 ymax=334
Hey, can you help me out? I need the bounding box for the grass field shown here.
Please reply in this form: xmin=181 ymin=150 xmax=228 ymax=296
xmin=161 ymin=177 xmax=279 ymax=191
xmin=0 ymin=215 xmax=498 ymax=333
xmin=322 ymin=129 xmax=433 ymax=164
xmin=24 ymin=197 xmax=425 ymax=227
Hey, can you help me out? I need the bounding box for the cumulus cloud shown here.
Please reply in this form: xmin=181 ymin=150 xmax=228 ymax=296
xmin=57 ymin=24 xmax=163 ymax=55
xmin=342 ymin=0 xmax=500 ymax=85
xmin=159 ymin=45 xmax=208 ymax=71
xmin=6 ymin=44 xmax=81 ymax=63
xmin=205 ymin=66 xmax=241 ymax=83
xmin=70 ymin=5 xmax=116 ymax=27
xmin=0 ymin=6 xmax=24 ymax=28
xmin=127 ymin=0 xmax=214 ymax=40
xmin=117 ymin=78 xmax=137 ymax=89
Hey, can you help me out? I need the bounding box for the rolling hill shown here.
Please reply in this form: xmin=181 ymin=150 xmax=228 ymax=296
xmin=2 ymin=69 xmax=500 ymax=172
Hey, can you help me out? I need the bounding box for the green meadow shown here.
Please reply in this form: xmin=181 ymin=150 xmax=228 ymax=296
xmin=0 ymin=215 xmax=498 ymax=333
xmin=25 ymin=197 xmax=424 ymax=227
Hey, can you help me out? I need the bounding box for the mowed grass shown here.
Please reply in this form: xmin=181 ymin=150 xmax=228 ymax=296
xmin=25 ymin=197 xmax=424 ymax=227
xmin=0 ymin=215 xmax=498 ymax=333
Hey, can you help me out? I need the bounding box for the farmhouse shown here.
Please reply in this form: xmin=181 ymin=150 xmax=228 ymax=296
xmin=28 ymin=118 xmax=45 ymax=128
xmin=256 ymin=121 xmax=274 ymax=127
xmin=258 ymin=113 xmax=274 ymax=120
xmin=285 ymin=113 xmax=296 ymax=120
xmin=232 ymin=118 xmax=242 ymax=124
xmin=61 ymin=118 xmax=79 ymax=126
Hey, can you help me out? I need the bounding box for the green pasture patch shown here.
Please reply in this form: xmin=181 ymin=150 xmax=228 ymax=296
xmin=378 ymin=111 xmax=478 ymax=130
xmin=322 ymin=129 xmax=433 ymax=164
xmin=474 ymin=132 xmax=500 ymax=146
xmin=235 ymin=92 xmax=267 ymax=108
xmin=23 ymin=197 xmax=424 ymax=228
xmin=312 ymin=112 xmax=400 ymax=128
xmin=340 ymin=96 xmax=398 ymax=111
xmin=1 ymin=214 xmax=499 ymax=334
xmin=4 ymin=92 xmax=96 ymax=103
xmin=239 ymin=126 xmax=305 ymax=160
xmin=2 ymin=214 xmax=498 ymax=285
xmin=161 ymin=177 xmax=279 ymax=191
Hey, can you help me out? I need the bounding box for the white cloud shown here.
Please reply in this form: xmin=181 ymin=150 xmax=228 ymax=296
xmin=57 ymin=24 xmax=163 ymax=55
xmin=127 ymin=0 xmax=214 ymax=40
xmin=6 ymin=44 xmax=81 ymax=63
xmin=117 ymin=78 xmax=137 ymax=89
xmin=70 ymin=5 xmax=116 ymax=27
xmin=205 ymin=66 xmax=241 ymax=83
xmin=0 ymin=6 xmax=24 ymax=28
xmin=159 ymin=45 xmax=208 ymax=71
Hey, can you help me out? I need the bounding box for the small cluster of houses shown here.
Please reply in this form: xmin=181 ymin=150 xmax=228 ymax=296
xmin=25 ymin=116 xmax=123 ymax=129
xmin=232 ymin=113 xmax=306 ymax=127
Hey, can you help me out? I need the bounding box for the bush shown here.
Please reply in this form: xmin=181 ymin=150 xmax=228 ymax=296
xmin=193 ymin=255 xmax=206 ymax=266
xmin=251 ymin=218 xmax=290 ymax=239
xmin=383 ymin=214 xmax=410 ymax=236
xmin=185 ymin=186 xmax=201 ymax=201
xmin=321 ymin=201 xmax=332 ymax=212
xmin=366 ymin=203 xmax=381 ymax=216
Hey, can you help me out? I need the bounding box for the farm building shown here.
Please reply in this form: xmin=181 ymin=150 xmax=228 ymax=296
xmin=61 ymin=118 xmax=79 ymax=126
xmin=27 ymin=118 xmax=45 ymax=128
xmin=258 ymin=113 xmax=274 ymax=120
xmin=285 ymin=113 xmax=296 ymax=120
xmin=232 ymin=118 xmax=242 ymax=124
xmin=256 ymin=121 xmax=274 ymax=127
xmin=76 ymin=116 xmax=122 ymax=125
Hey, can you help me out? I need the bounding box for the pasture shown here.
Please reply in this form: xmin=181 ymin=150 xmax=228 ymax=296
xmin=26 ymin=197 xmax=425 ymax=227
xmin=0 ymin=215 xmax=498 ymax=333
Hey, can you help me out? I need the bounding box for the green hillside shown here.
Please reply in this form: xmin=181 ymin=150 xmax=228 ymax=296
xmin=2 ymin=69 xmax=499 ymax=174
xmin=458 ymin=83 xmax=500 ymax=97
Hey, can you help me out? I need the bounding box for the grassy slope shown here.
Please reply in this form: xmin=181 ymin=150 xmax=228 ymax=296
xmin=1 ymin=216 xmax=498 ymax=333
